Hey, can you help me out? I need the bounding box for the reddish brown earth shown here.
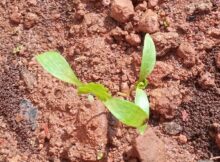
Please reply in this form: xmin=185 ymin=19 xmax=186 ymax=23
xmin=0 ymin=0 xmax=220 ymax=162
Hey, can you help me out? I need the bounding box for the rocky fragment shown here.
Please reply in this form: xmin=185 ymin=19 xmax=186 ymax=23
xmin=148 ymin=0 xmax=159 ymax=8
xmin=148 ymin=61 xmax=174 ymax=86
xmin=208 ymin=28 xmax=220 ymax=38
xmin=125 ymin=33 xmax=141 ymax=46
xmin=178 ymin=134 xmax=187 ymax=144
xmin=195 ymin=0 xmax=212 ymax=13
xmin=177 ymin=42 xmax=196 ymax=67
xmin=149 ymin=85 xmax=183 ymax=119
xmin=135 ymin=1 xmax=147 ymax=11
xmin=21 ymin=68 xmax=37 ymax=90
xmin=152 ymin=32 xmax=180 ymax=57
xmin=163 ymin=122 xmax=183 ymax=135
xmin=216 ymin=53 xmax=220 ymax=69
xmin=24 ymin=13 xmax=38 ymax=29
xmin=186 ymin=0 xmax=212 ymax=14
xmin=136 ymin=9 xmax=159 ymax=33
xmin=27 ymin=0 xmax=37 ymax=5
xmin=10 ymin=12 xmax=22 ymax=24
xmin=110 ymin=27 xmax=127 ymax=41
xmin=198 ymin=72 xmax=215 ymax=88
xmin=216 ymin=133 xmax=220 ymax=149
xmin=110 ymin=0 xmax=134 ymax=23
xmin=102 ymin=0 xmax=111 ymax=6
xmin=133 ymin=128 xmax=166 ymax=162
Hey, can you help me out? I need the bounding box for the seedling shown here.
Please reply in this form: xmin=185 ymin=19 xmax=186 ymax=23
xmin=36 ymin=34 xmax=156 ymax=134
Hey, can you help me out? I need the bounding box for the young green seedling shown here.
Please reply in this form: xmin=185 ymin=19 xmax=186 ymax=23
xmin=36 ymin=34 xmax=156 ymax=133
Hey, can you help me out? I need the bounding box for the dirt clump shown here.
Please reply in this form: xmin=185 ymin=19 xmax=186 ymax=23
xmin=125 ymin=33 xmax=141 ymax=46
xmin=148 ymin=0 xmax=159 ymax=8
xmin=198 ymin=72 xmax=216 ymax=88
xmin=152 ymin=32 xmax=180 ymax=57
xmin=110 ymin=0 xmax=134 ymax=23
xmin=148 ymin=61 xmax=174 ymax=87
xmin=149 ymin=85 xmax=183 ymax=119
xmin=132 ymin=128 xmax=166 ymax=162
xmin=24 ymin=13 xmax=38 ymax=29
xmin=177 ymin=42 xmax=196 ymax=67
xmin=136 ymin=9 xmax=160 ymax=33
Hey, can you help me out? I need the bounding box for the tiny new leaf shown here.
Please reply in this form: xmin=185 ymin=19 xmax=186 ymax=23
xmin=104 ymin=98 xmax=148 ymax=127
xmin=78 ymin=82 xmax=111 ymax=101
xmin=138 ymin=34 xmax=156 ymax=85
xmin=135 ymin=88 xmax=149 ymax=119
xmin=36 ymin=51 xmax=82 ymax=86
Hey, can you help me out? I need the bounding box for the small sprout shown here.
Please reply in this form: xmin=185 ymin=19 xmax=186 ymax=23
xmin=36 ymin=34 xmax=156 ymax=133
xmin=138 ymin=34 xmax=156 ymax=87
xmin=13 ymin=45 xmax=24 ymax=54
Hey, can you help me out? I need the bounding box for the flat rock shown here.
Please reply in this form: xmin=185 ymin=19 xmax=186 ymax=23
xmin=149 ymin=85 xmax=183 ymax=119
xmin=125 ymin=33 xmax=141 ymax=46
xmin=152 ymin=32 xmax=180 ymax=57
xmin=110 ymin=0 xmax=134 ymax=23
xmin=163 ymin=122 xmax=183 ymax=135
xmin=136 ymin=9 xmax=159 ymax=33
xmin=133 ymin=128 xmax=166 ymax=162
xmin=148 ymin=61 xmax=174 ymax=86
xmin=24 ymin=13 xmax=39 ymax=29
xmin=148 ymin=0 xmax=159 ymax=8
xmin=177 ymin=42 xmax=196 ymax=67
xmin=198 ymin=72 xmax=215 ymax=88
xmin=216 ymin=133 xmax=220 ymax=149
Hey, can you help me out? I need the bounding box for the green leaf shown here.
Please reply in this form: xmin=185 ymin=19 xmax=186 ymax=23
xmin=138 ymin=34 xmax=156 ymax=83
xmin=135 ymin=88 xmax=150 ymax=119
xmin=104 ymin=98 xmax=147 ymax=127
xmin=78 ymin=82 xmax=111 ymax=101
xmin=36 ymin=51 xmax=82 ymax=86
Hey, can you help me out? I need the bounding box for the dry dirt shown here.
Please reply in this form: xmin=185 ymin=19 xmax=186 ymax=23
xmin=0 ymin=0 xmax=220 ymax=162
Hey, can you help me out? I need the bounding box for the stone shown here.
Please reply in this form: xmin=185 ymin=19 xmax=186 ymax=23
xmin=10 ymin=12 xmax=22 ymax=24
xmin=148 ymin=0 xmax=159 ymax=8
xmin=148 ymin=61 xmax=174 ymax=86
xmin=198 ymin=72 xmax=215 ymax=88
xmin=216 ymin=53 xmax=220 ymax=69
xmin=110 ymin=0 xmax=134 ymax=23
xmin=125 ymin=33 xmax=141 ymax=46
xmin=21 ymin=68 xmax=37 ymax=90
xmin=27 ymin=0 xmax=37 ymax=5
xmin=102 ymin=0 xmax=111 ymax=6
xmin=163 ymin=122 xmax=183 ymax=135
xmin=137 ymin=9 xmax=159 ymax=33
xmin=178 ymin=134 xmax=187 ymax=144
xmin=24 ymin=13 xmax=39 ymax=29
xmin=216 ymin=133 xmax=220 ymax=149
xmin=133 ymin=128 xmax=166 ymax=162
xmin=177 ymin=42 xmax=196 ymax=67
xmin=208 ymin=28 xmax=220 ymax=39
xmin=149 ymin=85 xmax=183 ymax=119
xmin=152 ymin=32 xmax=180 ymax=57
xmin=195 ymin=0 xmax=212 ymax=13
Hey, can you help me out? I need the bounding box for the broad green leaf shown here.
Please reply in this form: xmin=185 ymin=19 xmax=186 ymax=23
xmin=138 ymin=34 xmax=156 ymax=84
xmin=78 ymin=82 xmax=111 ymax=101
xmin=104 ymin=98 xmax=147 ymax=127
xmin=135 ymin=88 xmax=149 ymax=119
xmin=36 ymin=51 xmax=82 ymax=86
